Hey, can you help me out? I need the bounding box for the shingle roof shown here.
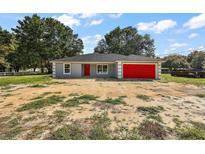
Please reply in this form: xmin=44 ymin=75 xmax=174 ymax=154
xmin=52 ymin=53 xmax=159 ymax=62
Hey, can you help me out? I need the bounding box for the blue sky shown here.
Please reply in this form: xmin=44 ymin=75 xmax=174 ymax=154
xmin=0 ymin=13 xmax=205 ymax=57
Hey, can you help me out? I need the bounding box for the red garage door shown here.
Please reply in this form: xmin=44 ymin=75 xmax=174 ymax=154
xmin=123 ymin=64 xmax=155 ymax=79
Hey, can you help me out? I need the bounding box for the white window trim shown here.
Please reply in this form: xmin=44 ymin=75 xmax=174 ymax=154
xmin=63 ymin=63 xmax=71 ymax=75
xmin=96 ymin=64 xmax=108 ymax=75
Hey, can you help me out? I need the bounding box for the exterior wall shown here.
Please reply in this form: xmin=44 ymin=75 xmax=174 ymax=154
xmin=156 ymin=62 xmax=161 ymax=80
xmin=54 ymin=62 xmax=116 ymax=78
xmin=117 ymin=62 xmax=122 ymax=79
xmin=55 ymin=63 xmax=82 ymax=78
xmin=90 ymin=63 xmax=116 ymax=78
xmin=53 ymin=61 xmax=161 ymax=80
xmin=52 ymin=62 xmax=56 ymax=78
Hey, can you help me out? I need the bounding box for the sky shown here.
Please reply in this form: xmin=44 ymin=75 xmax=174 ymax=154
xmin=0 ymin=13 xmax=205 ymax=57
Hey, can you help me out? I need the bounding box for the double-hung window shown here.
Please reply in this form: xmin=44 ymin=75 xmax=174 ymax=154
xmin=64 ymin=63 xmax=71 ymax=74
xmin=97 ymin=64 xmax=108 ymax=74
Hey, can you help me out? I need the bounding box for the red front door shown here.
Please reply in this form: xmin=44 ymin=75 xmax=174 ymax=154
xmin=84 ymin=64 xmax=90 ymax=76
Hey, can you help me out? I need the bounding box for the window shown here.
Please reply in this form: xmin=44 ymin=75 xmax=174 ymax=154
xmin=64 ymin=63 xmax=71 ymax=74
xmin=97 ymin=64 xmax=108 ymax=74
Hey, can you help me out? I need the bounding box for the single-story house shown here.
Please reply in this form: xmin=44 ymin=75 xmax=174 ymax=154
xmin=51 ymin=53 xmax=162 ymax=80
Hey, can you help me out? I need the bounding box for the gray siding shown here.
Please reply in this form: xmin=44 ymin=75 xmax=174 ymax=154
xmin=90 ymin=64 xmax=116 ymax=78
xmin=54 ymin=63 xmax=117 ymax=79
xmin=55 ymin=63 xmax=82 ymax=78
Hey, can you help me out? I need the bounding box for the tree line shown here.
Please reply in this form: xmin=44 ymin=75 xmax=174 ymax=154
xmin=0 ymin=14 xmax=84 ymax=73
xmin=162 ymin=51 xmax=205 ymax=71
xmin=0 ymin=14 xmax=205 ymax=73
xmin=0 ymin=14 xmax=156 ymax=73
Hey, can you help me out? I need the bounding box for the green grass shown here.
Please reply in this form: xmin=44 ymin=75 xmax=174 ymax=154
xmin=28 ymin=84 xmax=48 ymax=88
xmin=147 ymin=114 xmax=163 ymax=123
xmin=195 ymin=93 xmax=205 ymax=98
xmin=53 ymin=110 xmax=69 ymax=122
xmin=138 ymin=120 xmax=167 ymax=139
xmin=78 ymin=94 xmax=98 ymax=101
xmin=136 ymin=95 xmax=151 ymax=101
xmin=68 ymin=93 xmax=79 ymax=96
xmin=137 ymin=106 xmax=164 ymax=115
xmin=50 ymin=124 xmax=86 ymax=140
xmin=0 ymin=75 xmax=52 ymax=86
xmin=0 ymin=127 xmax=22 ymax=139
xmin=177 ymin=127 xmax=205 ymax=140
xmin=173 ymin=118 xmax=183 ymax=127
xmin=89 ymin=125 xmax=111 ymax=140
xmin=31 ymin=92 xmax=61 ymax=100
xmin=62 ymin=94 xmax=98 ymax=107
xmin=102 ymin=97 xmax=125 ymax=105
xmin=161 ymin=74 xmax=205 ymax=86
xmin=17 ymin=95 xmax=65 ymax=111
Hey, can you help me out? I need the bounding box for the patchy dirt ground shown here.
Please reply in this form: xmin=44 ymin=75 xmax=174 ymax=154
xmin=0 ymin=79 xmax=205 ymax=139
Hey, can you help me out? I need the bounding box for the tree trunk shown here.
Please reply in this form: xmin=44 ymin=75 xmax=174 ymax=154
xmin=33 ymin=68 xmax=36 ymax=72
xmin=41 ymin=60 xmax=44 ymax=73
xmin=15 ymin=68 xmax=19 ymax=72
xmin=46 ymin=63 xmax=52 ymax=74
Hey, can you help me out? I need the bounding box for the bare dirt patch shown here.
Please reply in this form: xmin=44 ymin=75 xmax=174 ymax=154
xmin=0 ymin=79 xmax=205 ymax=139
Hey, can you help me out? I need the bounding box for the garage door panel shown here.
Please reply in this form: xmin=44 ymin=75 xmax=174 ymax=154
xmin=123 ymin=64 xmax=155 ymax=79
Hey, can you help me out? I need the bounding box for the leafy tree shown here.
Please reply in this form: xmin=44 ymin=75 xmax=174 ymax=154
xmin=162 ymin=54 xmax=190 ymax=71
xmin=11 ymin=14 xmax=83 ymax=73
xmin=12 ymin=14 xmax=43 ymax=72
xmin=0 ymin=26 xmax=13 ymax=71
xmin=6 ymin=51 xmax=22 ymax=72
xmin=187 ymin=51 xmax=205 ymax=70
xmin=42 ymin=17 xmax=83 ymax=72
xmin=94 ymin=26 xmax=155 ymax=57
xmin=94 ymin=39 xmax=108 ymax=54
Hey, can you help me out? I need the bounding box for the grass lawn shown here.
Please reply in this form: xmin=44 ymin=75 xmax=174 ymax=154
xmin=0 ymin=75 xmax=52 ymax=86
xmin=161 ymin=74 xmax=205 ymax=86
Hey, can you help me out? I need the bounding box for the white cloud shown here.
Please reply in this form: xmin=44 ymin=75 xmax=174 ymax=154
xmin=184 ymin=13 xmax=205 ymax=29
xmin=82 ymin=34 xmax=103 ymax=45
xmin=109 ymin=13 xmax=123 ymax=18
xmin=188 ymin=33 xmax=198 ymax=39
xmin=79 ymin=13 xmax=96 ymax=19
xmin=89 ymin=19 xmax=103 ymax=26
xmin=137 ymin=19 xmax=177 ymax=33
xmin=170 ymin=43 xmax=188 ymax=48
xmin=53 ymin=14 xmax=80 ymax=28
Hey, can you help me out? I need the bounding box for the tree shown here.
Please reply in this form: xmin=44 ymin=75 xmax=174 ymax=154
xmin=12 ymin=14 xmax=43 ymax=72
xmin=42 ymin=17 xmax=83 ymax=73
xmin=187 ymin=50 xmax=205 ymax=70
xmin=11 ymin=14 xmax=84 ymax=73
xmin=94 ymin=26 xmax=155 ymax=57
xmin=93 ymin=39 xmax=108 ymax=54
xmin=0 ymin=26 xmax=13 ymax=71
xmin=6 ymin=51 xmax=22 ymax=72
xmin=162 ymin=54 xmax=190 ymax=71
